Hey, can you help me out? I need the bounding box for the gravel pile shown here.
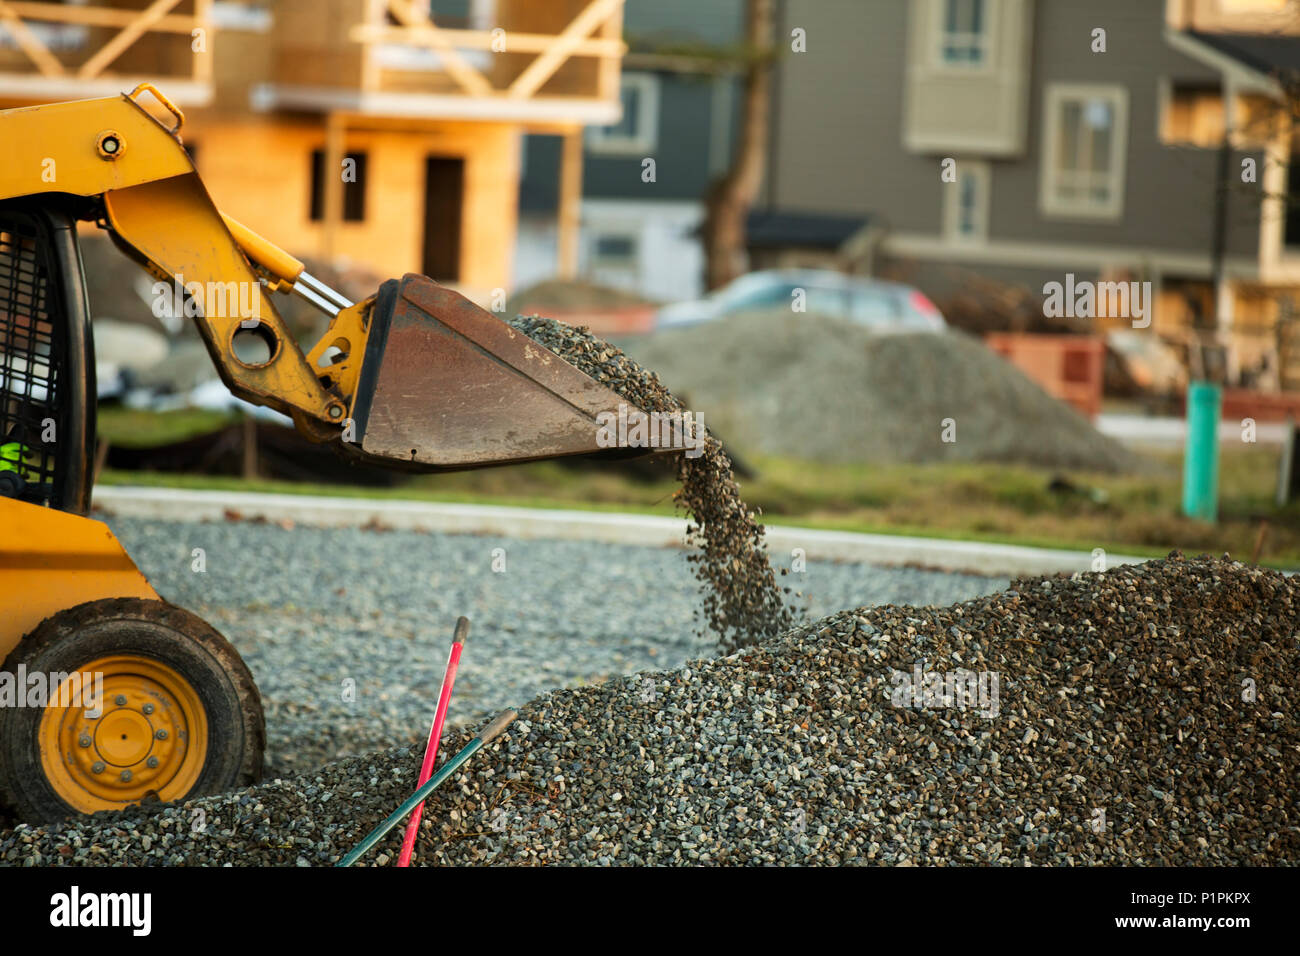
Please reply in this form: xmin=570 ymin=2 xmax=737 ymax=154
xmin=5 ymin=554 xmax=1293 ymax=866
xmin=618 ymin=312 xmax=1138 ymax=471
xmin=509 ymin=314 xmax=798 ymax=652
xmin=82 ymin=518 xmax=1003 ymax=780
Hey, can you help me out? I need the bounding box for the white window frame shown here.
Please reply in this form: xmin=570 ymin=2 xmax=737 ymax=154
xmin=944 ymin=159 xmax=992 ymax=241
xmin=931 ymin=0 xmax=997 ymax=73
xmin=1039 ymin=83 xmax=1129 ymax=221
xmin=587 ymin=73 xmax=660 ymax=156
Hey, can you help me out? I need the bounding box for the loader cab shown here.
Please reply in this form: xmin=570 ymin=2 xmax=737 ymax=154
xmin=0 ymin=201 xmax=96 ymax=515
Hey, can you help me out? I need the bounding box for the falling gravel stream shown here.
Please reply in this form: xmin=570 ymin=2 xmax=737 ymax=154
xmin=508 ymin=315 xmax=798 ymax=652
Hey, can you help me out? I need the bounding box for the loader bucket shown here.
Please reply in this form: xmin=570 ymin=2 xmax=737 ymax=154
xmin=344 ymin=274 xmax=686 ymax=470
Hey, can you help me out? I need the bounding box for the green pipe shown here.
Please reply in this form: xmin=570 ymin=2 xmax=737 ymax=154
xmin=1182 ymin=381 xmax=1221 ymax=522
xmin=338 ymin=709 xmax=516 ymax=867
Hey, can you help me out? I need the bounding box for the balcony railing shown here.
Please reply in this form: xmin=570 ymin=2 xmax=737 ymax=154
xmin=0 ymin=0 xmax=212 ymax=103
xmin=262 ymin=0 xmax=626 ymax=124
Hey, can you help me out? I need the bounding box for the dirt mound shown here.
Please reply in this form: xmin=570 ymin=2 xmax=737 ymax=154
xmin=507 ymin=279 xmax=656 ymax=315
xmin=619 ymin=311 xmax=1138 ymax=471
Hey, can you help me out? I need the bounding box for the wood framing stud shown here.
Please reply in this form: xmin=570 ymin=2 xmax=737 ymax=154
xmin=508 ymin=0 xmax=624 ymax=100
xmin=77 ymin=0 xmax=184 ymax=80
xmin=322 ymin=111 xmax=345 ymax=261
xmin=0 ymin=1 xmax=66 ymax=77
xmin=557 ymin=126 xmax=583 ymax=279
xmin=387 ymin=0 xmax=492 ymax=98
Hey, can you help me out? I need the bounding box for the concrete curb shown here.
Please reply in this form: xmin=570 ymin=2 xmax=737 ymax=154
xmin=91 ymin=486 xmax=1150 ymax=578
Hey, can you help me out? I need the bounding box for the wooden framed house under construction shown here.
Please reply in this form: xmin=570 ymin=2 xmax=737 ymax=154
xmin=0 ymin=0 xmax=627 ymax=301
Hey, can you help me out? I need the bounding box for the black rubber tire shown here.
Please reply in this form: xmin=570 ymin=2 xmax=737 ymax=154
xmin=0 ymin=597 xmax=264 ymax=823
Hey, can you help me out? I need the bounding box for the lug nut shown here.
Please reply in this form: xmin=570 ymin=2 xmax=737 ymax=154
xmin=146 ymin=757 xmax=159 ymax=769
xmin=155 ymin=729 xmax=168 ymax=740
xmin=120 ymin=770 xmax=132 ymax=782
xmin=91 ymin=762 xmax=105 ymax=774
xmin=142 ymin=703 xmax=155 ymax=715
xmin=78 ymin=735 xmax=92 ymax=748
xmin=114 ymin=695 xmax=127 ymax=706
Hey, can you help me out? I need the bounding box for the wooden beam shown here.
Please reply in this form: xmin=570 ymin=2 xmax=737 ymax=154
xmin=77 ymin=0 xmax=182 ymax=80
xmin=350 ymin=24 xmax=625 ymax=57
xmin=557 ymin=126 xmax=583 ymax=280
xmin=387 ymin=0 xmax=492 ymax=97
xmin=623 ymin=51 xmax=738 ymax=75
xmin=508 ymin=0 xmax=623 ymax=100
xmin=322 ymin=112 xmax=346 ymax=262
xmin=361 ymin=0 xmax=386 ymax=92
xmin=1 ymin=2 xmax=195 ymax=33
xmin=192 ymin=0 xmax=212 ymax=86
xmin=0 ymin=1 xmax=66 ymax=77
xmin=596 ymin=0 xmax=623 ymax=102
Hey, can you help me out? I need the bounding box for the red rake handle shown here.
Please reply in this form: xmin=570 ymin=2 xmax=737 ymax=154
xmin=397 ymin=615 xmax=469 ymax=867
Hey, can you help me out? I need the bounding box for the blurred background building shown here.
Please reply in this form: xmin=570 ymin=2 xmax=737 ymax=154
xmin=753 ymin=0 xmax=1300 ymax=395
xmin=515 ymin=0 xmax=744 ymax=302
xmin=0 ymin=0 xmax=630 ymax=301
xmin=5 ymin=0 xmax=1300 ymax=405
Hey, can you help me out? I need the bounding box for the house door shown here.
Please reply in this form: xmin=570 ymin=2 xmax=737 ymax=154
xmin=422 ymin=156 xmax=464 ymax=282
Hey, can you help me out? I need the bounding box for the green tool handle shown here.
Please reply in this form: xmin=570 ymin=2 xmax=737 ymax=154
xmin=337 ymin=709 xmax=517 ymax=867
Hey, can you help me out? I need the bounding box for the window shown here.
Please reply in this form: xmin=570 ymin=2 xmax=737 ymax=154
xmin=938 ymin=0 xmax=989 ymax=67
xmin=589 ymin=233 xmax=639 ymax=272
xmin=944 ymin=160 xmax=990 ymax=240
xmin=1160 ymin=81 xmax=1224 ymax=147
xmin=850 ymin=289 xmax=901 ymax=326
xmin=310 ymin=150 xmax=368 ymax=222
xmin=1040 ymin=85 xmax=1129 ymax=220
xmin=718 ymin=275 xmax=799 ymax=312
xmin=1285 ymin=151 xmax=1300 ymax=248
xmin=803 ymin=284 xmax=854 ymax=319
xmin=587 ymin=73 xmax=659 ymax=155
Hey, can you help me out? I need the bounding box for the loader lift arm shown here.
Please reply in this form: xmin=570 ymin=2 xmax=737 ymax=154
xmin=0 ymin=84 xmax=676 ymax=475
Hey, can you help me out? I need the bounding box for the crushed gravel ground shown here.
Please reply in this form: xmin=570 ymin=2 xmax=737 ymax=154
xmin=3 ymin=554 xmax=1293 ymax=866
xmin=88 ymin=517 xmax=999 ymax=780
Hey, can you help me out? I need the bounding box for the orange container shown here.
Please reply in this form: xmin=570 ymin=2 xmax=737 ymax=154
xmin=1213 ymin=388 xmax=1300 ymax=423
xmin=985 ymin=333 xmax=1105 ymax=419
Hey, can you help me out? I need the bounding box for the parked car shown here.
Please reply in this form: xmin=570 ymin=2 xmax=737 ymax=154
xmin=653 ymin=269 xmax=947 ymax=332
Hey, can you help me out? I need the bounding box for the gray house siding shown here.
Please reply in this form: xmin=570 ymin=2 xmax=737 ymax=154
xmin=518 ymin=0 xmax=744 ymax=213
xmin=768 ymin=0 xmax=939 ymax=234
xmin=993 ymin=0 xmax=1259 ymax=257
xmin=520 ymin=71 xmax=733 ymax=212
xmin=622 ymin=0 xmax=744 ymax=46
xmin=767 ymin=0 xmax=1264 ymax=262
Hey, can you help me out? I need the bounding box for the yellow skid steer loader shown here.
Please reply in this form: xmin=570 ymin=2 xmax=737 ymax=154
xmin=0 ymin=85 xmax=668 ymax=821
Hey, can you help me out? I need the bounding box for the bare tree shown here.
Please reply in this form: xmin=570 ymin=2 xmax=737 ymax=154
xmin=700 ymin=0 xmax=776 ymax=291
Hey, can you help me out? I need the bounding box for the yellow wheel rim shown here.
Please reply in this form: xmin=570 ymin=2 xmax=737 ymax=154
xmin=37 ymin=654 xmax=208 ymax=814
